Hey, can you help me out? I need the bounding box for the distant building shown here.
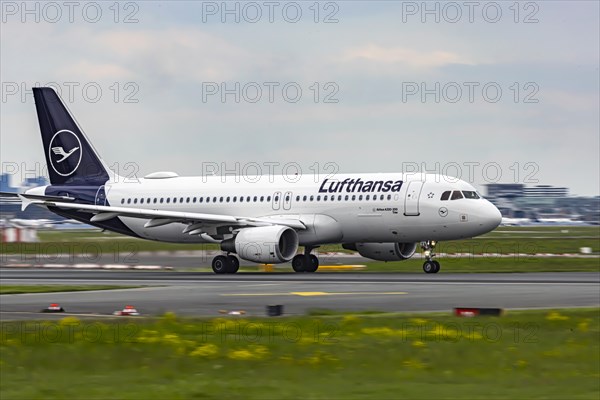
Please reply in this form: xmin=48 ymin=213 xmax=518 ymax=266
xmin=0 ymin=173 xmax=17 ymax=193
xmin=523 ymin=185 xmax=568 ymax=198
xmin=484 ymin=183 xmax=581 ymax=219
xmin=485 ymin=184 xmax=524 ymax=199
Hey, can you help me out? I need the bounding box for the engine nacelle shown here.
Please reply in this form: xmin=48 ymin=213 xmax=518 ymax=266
xmin=343 ymin=242 xmax=417 ymax=262
xmin=221 ymin=225 xmax=299 ymax=264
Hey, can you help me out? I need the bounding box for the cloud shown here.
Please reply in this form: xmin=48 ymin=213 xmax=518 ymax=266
xmin=342 ymin=44 xmax=475 ymax=69
xmin=92 ymin=28 xmax=265 ymax=82
xmin=58 ymin=60 xmax=134 ymax=80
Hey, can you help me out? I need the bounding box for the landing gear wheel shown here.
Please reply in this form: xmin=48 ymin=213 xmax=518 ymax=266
xmin=420 ymin=240 xmax=440 ymax=274
xmin=226 ymin=255 xmax=239 ymax=274
xmin=212 ymin=255 xmax=228 ymax=274
xmin=423 ymin=261 xmax=436 ymax=274
xmin=292 ymin=255 xmax=305 ymax=273
xmin=304 ymin=255 xmax=319 ymax=273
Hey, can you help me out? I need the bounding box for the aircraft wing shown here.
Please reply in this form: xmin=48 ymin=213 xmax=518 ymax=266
xmin=19 ymin=195 xmax=306 ymax=230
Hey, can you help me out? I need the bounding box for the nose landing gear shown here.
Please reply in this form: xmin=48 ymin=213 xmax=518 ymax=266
xmin=421 ymin=240 xmax=440 ymax=274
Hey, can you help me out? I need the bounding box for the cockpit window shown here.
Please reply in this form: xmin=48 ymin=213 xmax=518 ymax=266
xmin=451 ymin=191 xmax=463 ymax=200
xmin=440 ymin=191 xmax=451 ymax=201
xmin=462 ymin=191 xmax=480 ymax=199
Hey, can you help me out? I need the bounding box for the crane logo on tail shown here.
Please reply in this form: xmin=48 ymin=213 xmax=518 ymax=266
xmin=48 ymin=130 xmax=82 ymax=177
xmin=51 ymin=146 xmax=79 ymax=163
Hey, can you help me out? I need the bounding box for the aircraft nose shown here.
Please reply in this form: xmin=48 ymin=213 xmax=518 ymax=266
xmin=480 ymin=201 xmax=502 ymax=232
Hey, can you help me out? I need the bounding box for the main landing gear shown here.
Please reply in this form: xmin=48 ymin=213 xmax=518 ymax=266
xmin=421 ymin=240 xmax=441 ymax=274
xmin=291 ymin=247 xmax=319 ymax=273
xmin=212 ymin=254 xmax=240 ymax=274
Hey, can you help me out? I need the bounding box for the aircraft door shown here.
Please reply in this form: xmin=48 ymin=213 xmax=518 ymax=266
xmin=272 ymin=191 xmax=282 ymax=210
xmin=283 ymin=191 xmax=292 ymax=210
xmin=404 ymin=181 xmax=424 ymax=216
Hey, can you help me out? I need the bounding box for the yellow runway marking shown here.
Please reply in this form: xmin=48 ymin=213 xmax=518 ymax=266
xmin=291 ymin=292 xmax=329 ymax=296
xmin=317 ymin=265 xmax=366 ymax=270
xmin=221 ymin=291 xmax=407 ymax=297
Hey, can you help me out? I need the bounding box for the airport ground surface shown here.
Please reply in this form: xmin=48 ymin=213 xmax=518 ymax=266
xmin=1 ymin=269 xmax=598 ymax=320
xmin=1 ymin=226 xmax=599 ymax=320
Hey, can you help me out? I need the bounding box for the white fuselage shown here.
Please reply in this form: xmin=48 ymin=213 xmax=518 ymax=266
xmin=102 ymin=172 xmax=502 ymax=244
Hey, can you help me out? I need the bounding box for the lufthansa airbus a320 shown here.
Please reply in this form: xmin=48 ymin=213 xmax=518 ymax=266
xmin=1 ymin=87 xmax=502 ymax=274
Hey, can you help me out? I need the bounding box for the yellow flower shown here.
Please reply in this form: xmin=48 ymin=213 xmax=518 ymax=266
xmin=251 ymin=345 xmax=269 ymax=358
xmin=343 ymin=315 xmax=361 ymax=324
xmin=412 ymin=340 xmax=426 ymax=348
xmin=190 ymin=343 xmax=219 ymax=358
xmin=228 ymin=349 xmax=254 ymax=360
xmin=361 ymin=327 xmax=395 ymax=336
xmin=227 ymin=345 xmax=270 ymax=360
xmin=545 ymin=312 xmax=569 ymax=321
xmin=59 ymin=316 xmax=80 ymax=326
xmin=162 ymin=333 xmax=181 ymax=346
xmin=577 ymin=319 xmax=590 ymax=332
xmin=137 ymin=329 xmax=160 ymax=343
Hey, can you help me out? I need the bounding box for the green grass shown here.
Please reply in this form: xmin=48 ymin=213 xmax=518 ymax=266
xmin=1 ymin=227 xmax=598 ymax=273
xmin=1 ymin=226 xmax=598 ymax=255
xmin=358 ymin=257 xmax=600 ymax=273
xmin=1 ymin=309 xmax=598 ymax=399
xmin=0 ymin=285 xmax=141 ymax=295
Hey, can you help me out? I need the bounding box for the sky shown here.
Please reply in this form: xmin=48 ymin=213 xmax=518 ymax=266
xmin=1 ymin=1 xmax=598 ymax=196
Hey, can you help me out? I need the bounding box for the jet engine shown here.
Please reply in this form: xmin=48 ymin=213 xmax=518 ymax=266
xmin=343 ymin=242 xmax=417 ymax=262
xmin=221 ymin=225 xmax=299 ymax=263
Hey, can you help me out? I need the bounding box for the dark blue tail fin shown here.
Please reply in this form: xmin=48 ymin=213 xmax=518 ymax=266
xmin=33 ymin=87 xmax=110 ymax=186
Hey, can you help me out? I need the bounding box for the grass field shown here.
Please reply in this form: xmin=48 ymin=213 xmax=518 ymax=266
xmin=1 ymin=308 xmax=598 ymax=399
xmin=1 ymin=227 xmax=598 ymax=273
xmin=345 ymin=257 xmax=599 ymax=273
xmin=1 ymin=226 xmax=599 ymax=255
xmin=0 ymin=285 xmax=140 ymax=295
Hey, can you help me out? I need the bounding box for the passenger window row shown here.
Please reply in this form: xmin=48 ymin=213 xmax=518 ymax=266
xmin=120 ymin=193 xmax=394 ymax=205
xmin=295 ymin=194 xmax=392 ymax=202
xmin=121 ymin=195 xmax=271 ymax=205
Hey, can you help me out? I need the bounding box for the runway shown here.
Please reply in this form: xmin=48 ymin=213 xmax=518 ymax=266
xmin=1 ymin=269 xmax=598 ymax=320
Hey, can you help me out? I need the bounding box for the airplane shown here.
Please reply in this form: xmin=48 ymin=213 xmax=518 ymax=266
xmin=501 ymin=217 xmax=588 ymax=226
xmin=0 ymin=87 xmax=502 ymax=274
xmin=501 ymin=217 xmax=532 ymax=226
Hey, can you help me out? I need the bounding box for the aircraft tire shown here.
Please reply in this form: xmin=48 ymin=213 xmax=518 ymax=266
xmin=304 ymin=255 xmax=319 ymax=273
xmin=423 ymin=261 xmax=436 ymax=274
xmin=292 ymin=255 xmax=305 ymax=272
xmin=226 ymin=255 xmax=240 ymax=273
xmin=212 ymin=255 xmax=229 ymax=274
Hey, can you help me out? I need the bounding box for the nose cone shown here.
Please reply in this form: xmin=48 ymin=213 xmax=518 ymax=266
xmin=480 ymin=201 xmax=502 ymax=232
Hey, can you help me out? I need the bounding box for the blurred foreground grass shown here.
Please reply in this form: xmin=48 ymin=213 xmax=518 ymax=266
xmin=1 ymin=308 xmax=599 ymax=399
